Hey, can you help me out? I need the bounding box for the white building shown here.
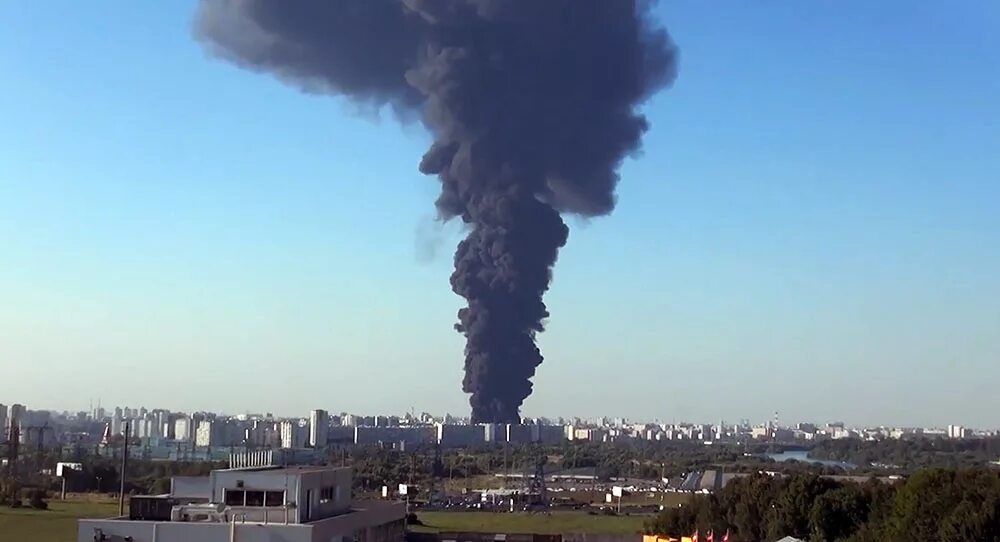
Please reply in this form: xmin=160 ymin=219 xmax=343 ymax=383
xmin=310 ymin=409 xmax=329 ymax=449
xmin=196 ymin=421 xmax=225 ymax=447
xmin=280 ymin=420 xmax=309 ymax=449
xmin=947 ymin=425 xmax=969 ymax=439
xmin=135 ymin=418 xmax=156 ymax=439
xmin=78 ymin=463 xmax=405 ymax=542
xmin=174 ymin=418 xmax=193 ymax=442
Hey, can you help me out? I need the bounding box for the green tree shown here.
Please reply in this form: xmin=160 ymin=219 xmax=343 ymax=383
xmin=809 ymin=485 xmax=870 ymax=541
xmin=767 ymin=474 xmax=838 ymax=539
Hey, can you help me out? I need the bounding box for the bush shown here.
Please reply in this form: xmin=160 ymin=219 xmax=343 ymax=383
xmin=26 ymin=489 xmax=48 ymax=510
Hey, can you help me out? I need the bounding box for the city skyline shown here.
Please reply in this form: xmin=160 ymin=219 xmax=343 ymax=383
xmin=2 ymin=398 xmax=994 ymax=434
xmin=2 ymin=1 xmax=999 ymax=427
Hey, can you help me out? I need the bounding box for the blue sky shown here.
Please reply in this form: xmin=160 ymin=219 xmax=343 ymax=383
xmin=2 ymin=1 xmax=998 ymax=427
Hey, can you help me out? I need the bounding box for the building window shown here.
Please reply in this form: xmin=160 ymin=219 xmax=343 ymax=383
xmin=245 ymin=491 xmax=265 ymax=507
xmin=264 ymin=491 xmax=285 ymax=506
xmin=224 ymin=490 xmax=245 ymax=506
xmin=320 ymin=486 xmax=335 ymax=503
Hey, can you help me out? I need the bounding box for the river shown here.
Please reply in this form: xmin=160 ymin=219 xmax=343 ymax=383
xmin=764 ymin=450 xmax=855 ymax=470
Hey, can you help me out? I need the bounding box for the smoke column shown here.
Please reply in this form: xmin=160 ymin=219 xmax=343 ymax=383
xmin=195 ymin=0 xmax=677 ymax=423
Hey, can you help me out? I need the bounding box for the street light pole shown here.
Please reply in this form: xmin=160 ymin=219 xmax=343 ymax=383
xmin=118 ymin=421 xmax=130 ymax=517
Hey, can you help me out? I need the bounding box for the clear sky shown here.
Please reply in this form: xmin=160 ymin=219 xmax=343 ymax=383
xmin=2 ymin=1 xmax=998 ymax=428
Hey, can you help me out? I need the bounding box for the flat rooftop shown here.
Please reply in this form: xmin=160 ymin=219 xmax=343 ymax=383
xmin=221 ymin=465 xmax=347 ymax=475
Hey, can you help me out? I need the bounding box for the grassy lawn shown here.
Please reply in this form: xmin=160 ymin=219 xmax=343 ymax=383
xmin=0 ymin=498 xmax=118 ymax=542
xmin=411 ymin=511 xmax=650 ymax=535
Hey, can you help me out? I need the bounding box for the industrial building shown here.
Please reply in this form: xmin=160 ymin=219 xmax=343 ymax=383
xmin=77 ymin=458 xmax=405 ymax=542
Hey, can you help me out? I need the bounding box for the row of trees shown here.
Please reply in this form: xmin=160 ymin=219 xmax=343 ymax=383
xmin=348 ymin=440 xmax=852 ymax=491
xmin=644 ymin=469 xmax=1000 ymax=541
xmin=811 ymin=436 xmax=1000 ymax=472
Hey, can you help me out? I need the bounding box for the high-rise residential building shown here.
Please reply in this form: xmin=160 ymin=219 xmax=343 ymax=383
xmin=280 ymin=420 xmax=308 ymax=449
xmin=135 ymin=418 xmax=156 ymax=439
xmin=9 ymin=404 xmax=26 ymax=435
xmin=112 ymin=408 xmax=123 ymax=436
xmin=0 ymin=404 xmax=7 ymax=440
xmin=196 ymin=420 xmax=222 ymax=447
xmin=174 ymin=417 xmax=193 ymax=442
xmin=310 ymin=409 xmax=329 ymax=449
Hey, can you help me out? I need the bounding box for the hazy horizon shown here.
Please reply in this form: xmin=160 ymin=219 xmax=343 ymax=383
xmin=2 ymin=1 xmax=998 ymax=429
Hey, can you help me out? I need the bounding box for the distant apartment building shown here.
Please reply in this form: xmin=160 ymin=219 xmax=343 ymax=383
xmin=196 ymin=420 xmax=229 ymax=448
xmin=947 ymin=424 xmax=969 ymax=439
xmin=309 ymin=409 xmax=329 ymax=449
xmin=4 ymin=403 xmax=25 ymax=441
xmin=571 ymin=428 xmax=606 ymax=442
xmin=354 ymin=425 xmax=435 ymax=447
xmin=280 ymin=420 xmax=309 ymax=449
xmin=112 ymin=407 xmax=124 ymax=436
xmin=9 ymin=404 xmax=26 ymax=428
xmin=506 ymin=423 xmax=533 ymax=444
xmin=134 ymin=418 xmax=157 ymax=439
xmin=483 ymin=423 xmax=502 ymax=443
xmin=328 ymin=426 xmax=354 ymax=445
xmin=437 ymin=423 xmax=485 ymax=447
xmin=174 ymin=417 xmax=194 ymax=442
xmin=0 ymin=404 xmax=7 ymax=440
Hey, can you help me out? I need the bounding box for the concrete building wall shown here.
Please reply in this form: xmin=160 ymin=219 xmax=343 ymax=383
xmin=78 ymin=520 xmax=314 ymax=542
xmin=537 ymin=424 xmax=564 ymax=444
xmin=505 ymin=424 xmax=534 ymax=444
xmin=297 ymin=468 xmax=352 ymax=521
xmin=209 ymin=468 xmax=352 ymax=523
xmin=437 ymin=424 xmax=485 ymax=448
xmin=354 ymin=426 xmax=435 ymax=447
xmin=171 ymin=477 xmax=212 ymax=500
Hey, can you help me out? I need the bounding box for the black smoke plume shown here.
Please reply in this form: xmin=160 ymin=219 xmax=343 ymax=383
xmin=195 ymin=0 xmax=677 ymax=423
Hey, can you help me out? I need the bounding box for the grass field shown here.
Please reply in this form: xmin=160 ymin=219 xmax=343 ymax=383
xmin=0 ymin=496 xmax=668 ymax=540
xmin=412 ymin=511 xmax=650 ymax=535
xmin=0 ymin=498 xmax=118 ymax=542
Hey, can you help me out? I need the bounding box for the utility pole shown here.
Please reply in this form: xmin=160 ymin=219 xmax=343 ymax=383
xmin=118 ymin=421 xmax=130 ymax=517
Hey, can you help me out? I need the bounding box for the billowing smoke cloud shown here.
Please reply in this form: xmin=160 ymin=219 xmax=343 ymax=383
xmin=195 ymin=0 xmax=677 ymax=423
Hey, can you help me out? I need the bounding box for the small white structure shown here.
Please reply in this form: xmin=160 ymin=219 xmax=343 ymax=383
xmin=78 ymin=464 xmax=405 ymax=542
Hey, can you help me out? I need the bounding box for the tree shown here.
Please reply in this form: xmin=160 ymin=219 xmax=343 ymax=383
xmin=767 ymin=474 xmax=838 ymax=539
xmin=809 ymin=485 xmax=870 ymax=541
